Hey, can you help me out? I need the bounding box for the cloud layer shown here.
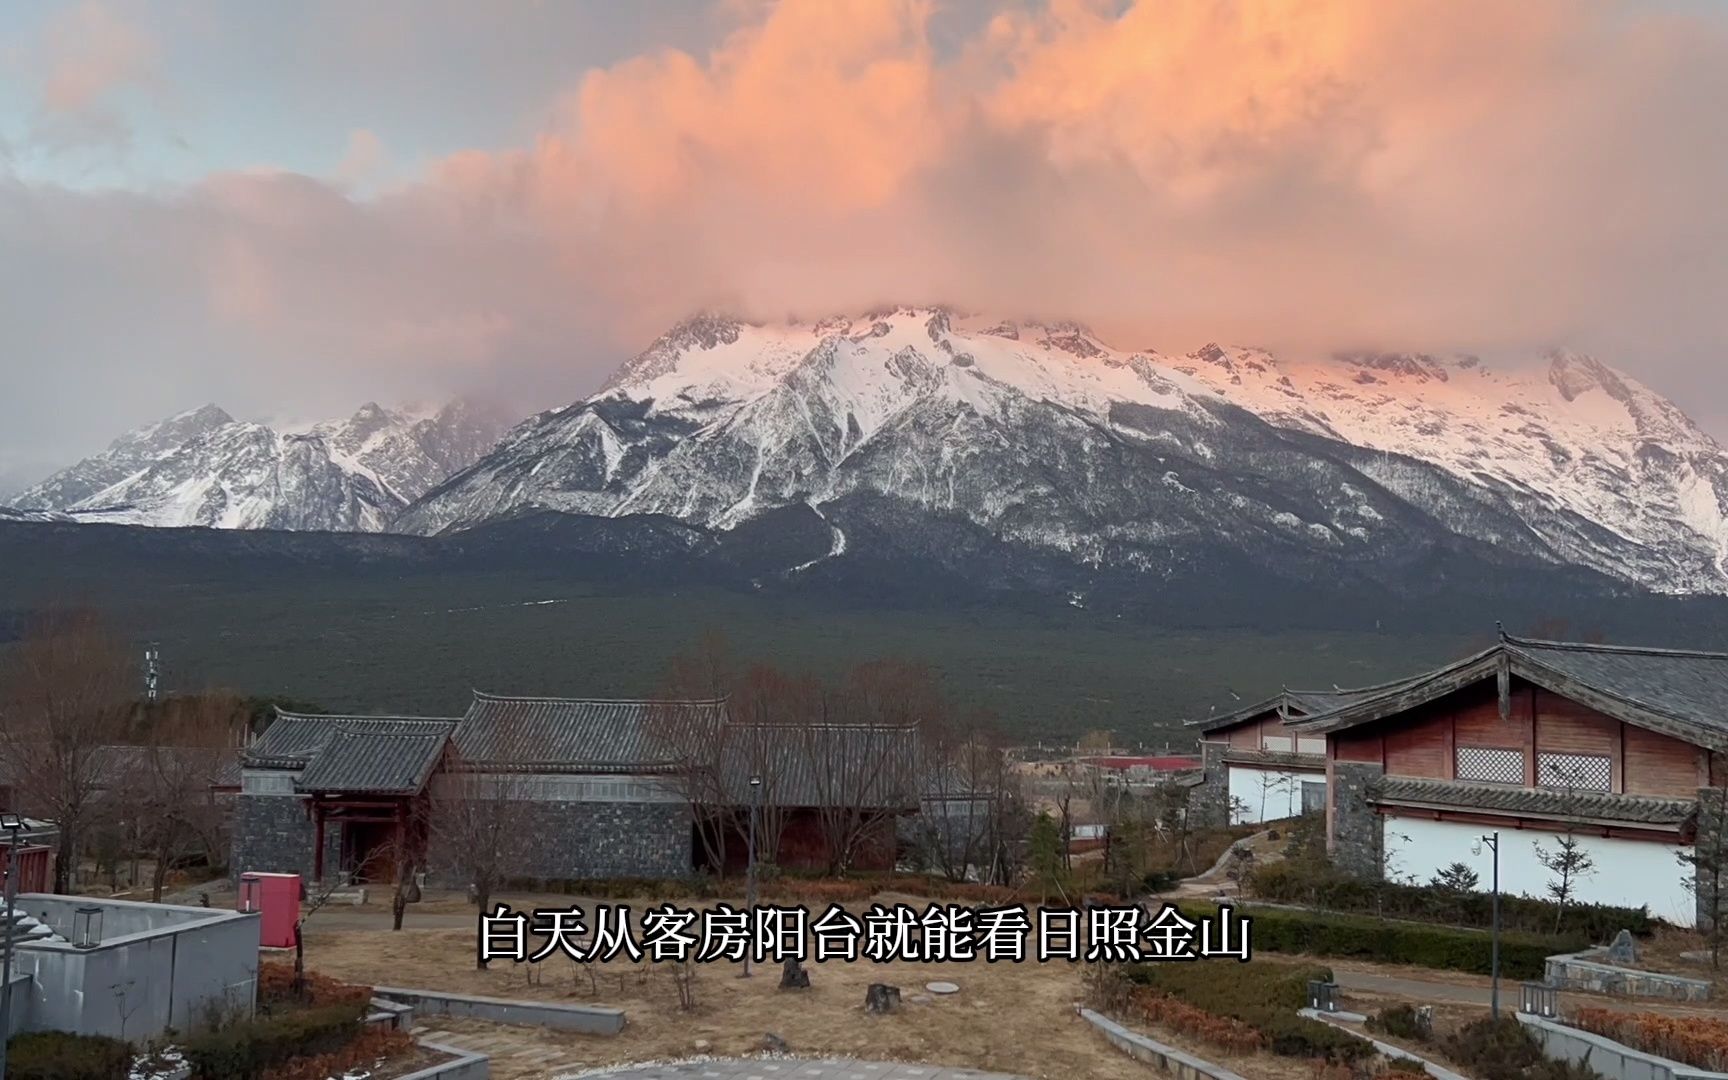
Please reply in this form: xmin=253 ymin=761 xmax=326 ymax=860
xmin=4 ymin=0 xmax=1728 ymax=473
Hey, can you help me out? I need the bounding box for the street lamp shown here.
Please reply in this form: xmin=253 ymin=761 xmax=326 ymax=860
xmin=743 ymin=775 xmax=762 ymax=978
xmin=0 ymin=811 xmax=26 ymax=1079
xmin=1473 ymin=831 xmax=1502 ymax=1018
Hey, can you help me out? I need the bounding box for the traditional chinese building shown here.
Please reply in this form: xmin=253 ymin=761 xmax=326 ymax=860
xmin=1292 ymin=633 xmax=1728 ymax=926
xmin=231 ymin=692 xmax=922 ymax=885
xmin=1186 ymin=682 xmax=1413 ymax=825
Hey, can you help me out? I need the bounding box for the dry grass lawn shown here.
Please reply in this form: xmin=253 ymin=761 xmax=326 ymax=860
xmin=299 ymin=889 xmax=1309 ymax=1080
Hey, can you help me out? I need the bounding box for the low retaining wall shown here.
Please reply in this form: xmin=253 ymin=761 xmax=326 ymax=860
xmin=1077 ymin=1007 xmax=1250 ymax=1080
xmin=1299 ymin=1009 xmax=1468 ymax=1080
xmin=400 ymin=1039 xmax=490 ymax=1080
xmin=1544 ymin=951 xmax=1712 ymax=1003
xmin=374 ymin=986 xmax=625 ymax=1036
xmin=1518 ymin=1012 xmax=1728 ymax=1080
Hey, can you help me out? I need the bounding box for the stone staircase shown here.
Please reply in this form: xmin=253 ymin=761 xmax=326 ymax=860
xmin=0 ymin=906 xmax=64 ymax=948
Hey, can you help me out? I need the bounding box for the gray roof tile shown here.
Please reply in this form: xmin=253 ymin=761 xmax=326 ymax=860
xmin=451 ymin=693 xmax=726 ymax=772
xmin=246 ymin=711 xmax=458 ymax=768
xmin=296 ymin=728 xmax=451 ymax=794
xmin=1371 ymin=776 xmax=1696 ymax=828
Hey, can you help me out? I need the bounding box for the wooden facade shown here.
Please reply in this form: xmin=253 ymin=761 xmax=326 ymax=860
xmin=1328 ymin=677 xmax=1712 ymax=797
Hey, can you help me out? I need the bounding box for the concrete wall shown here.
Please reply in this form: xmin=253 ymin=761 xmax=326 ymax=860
xmin=3 ymin=971 xmax=32 ymax=1038
xmin=373 ymin=986 xmax=624 ymax=1035
xmin=1227 ymin=765 xmax=1321 ymax=824
xmin=1518 ymin=1012 xmax=1728 ymax=1080
xmin=1078 ymin=1007 xmax=1251 ymax=1080
xmin=10 ymin=895 xmax=260 ymax=1040
xmin=1383 ymin=817 xmax=1695 ymax=925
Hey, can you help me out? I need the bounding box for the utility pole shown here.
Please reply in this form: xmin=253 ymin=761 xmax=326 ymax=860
xmin=743 ymin=775 xmax=762 ymax=978
xmin=1475 ymin=830 xmax=1502 ymax=1018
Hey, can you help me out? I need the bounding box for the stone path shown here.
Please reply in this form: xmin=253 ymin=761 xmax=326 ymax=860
xmin=562 ymin=1060 xmax=1029 ymax=1080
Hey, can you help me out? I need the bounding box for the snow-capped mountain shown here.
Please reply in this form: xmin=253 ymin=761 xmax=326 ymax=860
xmin=14 ymin=399 xmax=513 ymax=531
xmin=398 ymin=308 xmax=1728 ymax=596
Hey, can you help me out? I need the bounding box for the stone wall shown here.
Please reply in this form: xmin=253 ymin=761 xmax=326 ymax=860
xmin=428 ymin=798 xmax=692 ymax=886
xmin=1695 ymin=786 xmax=1728 ymax=932
xmin=1189 ymin=742 xmax=1231 ymax=828
xmin=232 ymin=793 xmax=325 ymax=881
xmin=1330 ymin=761 xmax=1385 ymax=879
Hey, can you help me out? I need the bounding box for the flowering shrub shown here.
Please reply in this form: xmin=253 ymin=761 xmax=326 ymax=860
xmin=1572 ymin=1009 xmax=1728 ymax=1072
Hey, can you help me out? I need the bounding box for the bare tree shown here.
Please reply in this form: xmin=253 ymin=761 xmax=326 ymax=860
xmin=124 ymin=692 xmax=243 ymax=900
xmin=801 ymin=660 xmax=930 ymax=876
xmin=0 ymin=608 xmax=135 ymax=891
xmin=649 ymin=632 xmax=737 ymax=873
xmin=430 ymin=747 xmax=534 ymax=968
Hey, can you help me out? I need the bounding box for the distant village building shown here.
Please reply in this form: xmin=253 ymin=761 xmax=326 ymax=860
xmin=232 ymin=692 xmax=922 ymax=885
xmin=1292 ymin=634 xmax=1728 ymax=927
xmin=1186 ymin=688 xmax=1396 ymax=825
xmin=1076 ymin=754 xmax=1201 ymax=785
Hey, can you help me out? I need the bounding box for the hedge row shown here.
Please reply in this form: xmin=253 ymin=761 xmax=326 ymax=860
xmin=1249 ymin=862 xmax=1654 ymax=940
xmin=181 ymin=1003 xmax=366 ymax=1080
xmin=1126 ymin=958 xmax=1372 ymax=1063
xmin=1180 ymin=902 xmax=1582 ymax=979
xmin=5 ymin=1032 xmax=133 ymax=1080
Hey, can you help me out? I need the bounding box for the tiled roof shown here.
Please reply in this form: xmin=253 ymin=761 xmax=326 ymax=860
xmin=1510 ymin=637 xmax=1728 ymax=740
xmin=451 ymin=693 xmax=727 ymax=772
xmin=1222 ymin=748 xmax=1324 ymax=770
xmin=1371 ymin=776 xmax=1696 ymax=828
xmin=296 ymin=728 xmax=451 ymax=794
xmin=1293 ymin=635 xmax=1728 ymax=750
xmin=716 ymin=724 xmax=921 ymax=809
xmin=246 ymin=711 xmax=459 ymax=768
xmin=1188 ymin=678 xmax=1426 ymax=734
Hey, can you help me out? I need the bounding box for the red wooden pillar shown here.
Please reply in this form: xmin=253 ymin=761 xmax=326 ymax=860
xmin=312 ymin=802 xmax=326 ymax=883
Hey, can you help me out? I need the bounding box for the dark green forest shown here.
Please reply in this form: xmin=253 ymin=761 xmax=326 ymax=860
xmin=4 ymin=520 xmax=1723 ymax=743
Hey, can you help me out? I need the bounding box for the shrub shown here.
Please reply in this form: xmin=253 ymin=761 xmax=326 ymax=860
xmin=1443 ymin=1017 xmax=1603 ymax=1080
xmin=1249 ymin=861 xmax=1654 ymax=940
xmin=257 ymin=962 xmax=371 ymax=1010
xmin=1127 ymin=959 xmax=1372 ymax=1063
xmin=181 ymin=1003 xmax=366 ymax=1080
xmin=5 ymin=1031 xmax=133 ymax=1080
xmin=1571 ymin=1008 xmax=1728 ymax=1072
xmin=1367 ymin=1004 xmax=1431 ymax=1044
xmin=1180 ymin=901 xmax=1578 ymax=979
xmin=260 ymin=1027 xmax=414 ymax=1080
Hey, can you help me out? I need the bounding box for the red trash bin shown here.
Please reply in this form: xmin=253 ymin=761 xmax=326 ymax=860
xmin=239 ymin=872 xmax=302 ymax=947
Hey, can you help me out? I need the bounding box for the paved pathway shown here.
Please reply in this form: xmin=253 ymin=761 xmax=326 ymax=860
xmin=560 ymin=1061 xmax=1028 ymax=1080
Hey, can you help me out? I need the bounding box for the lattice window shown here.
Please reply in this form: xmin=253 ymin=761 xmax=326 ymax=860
xmin=1456 ymin=746 xmax=1524 ymax=784
xmin=1538 ymin=752 xmax=1611 ymax=791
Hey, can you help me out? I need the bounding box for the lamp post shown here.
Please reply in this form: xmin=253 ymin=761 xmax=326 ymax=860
xmin=743 ymin=775 xmax=762 ymax=978
xmin=1474 ymin=831 xmax=1502 ymax=1018
xmin=0 ymin=811 xmax=25 ymax=1079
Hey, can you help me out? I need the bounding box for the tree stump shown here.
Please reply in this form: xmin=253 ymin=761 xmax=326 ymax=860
xmin=864 ymin=983 xmax=901 ymax=1014
xmin=780 ymin=956 xmax=811 ymax=989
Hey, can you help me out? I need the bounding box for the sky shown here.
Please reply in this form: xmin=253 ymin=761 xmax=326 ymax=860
xmin=3 ymin=0 xmax=1727 ymax=486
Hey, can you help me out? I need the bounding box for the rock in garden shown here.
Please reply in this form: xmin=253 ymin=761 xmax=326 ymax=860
xmin=694 ymin=1039 xmax=712 ymax=1053
xmin=780 ymin=956 xmax=810 ymax=989
xmin=763 ymin=1032 xmax=790 ymax=1053
xmin=865 ymin=983 xmax=902 ymax=1014
xmin=1608 ymin=928 xmax=1637 ymax=964
xmin=925 ymin=981 xmax=959 ymax=995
